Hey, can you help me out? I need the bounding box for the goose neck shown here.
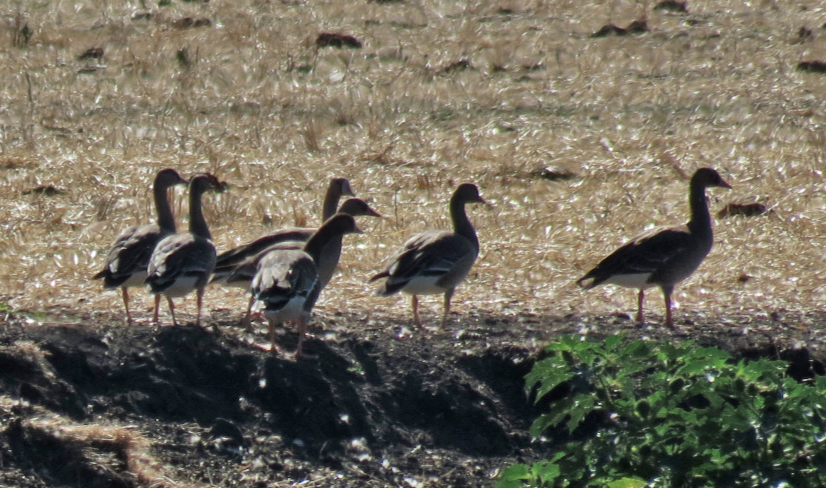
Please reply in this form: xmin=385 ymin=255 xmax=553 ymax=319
xmin=321 ymin=187 xmax=340 ymax=223
xmin=188 ymin=186 xmax=212 ymax=240
xmin=304 ymin=225 xmax=338 ymax=262
xmin=687 ymin=181 xmax=712 ymax=236
xmin=450 ymin=196 xmax=479 ymax=251
xmin=154 ymin=182 xmax=176 ymax=233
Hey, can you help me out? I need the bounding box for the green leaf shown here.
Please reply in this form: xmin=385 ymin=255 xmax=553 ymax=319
xmin=531 ymin=460 xmax=561 ymax=482
xmin=676 ymin=358 xmax=722 ymax=377
xmin=533 ymin=371 xmax=574 ymax=402
xmin=720 ymin=404 xmax=753 ymax=431
xmin=604 ymin=334 xmax=623 ymax=352
xmin=566 ymin=394 xmax=594 ymax=431
xmin=507 ymin=335 xmax=826 ymax=488
xmin=530 ymin=408 xmax=571 ymax=437
xmin=619 ymin=340 xmax=650 ymax=359
xmin=496 ymin=464 xmax=530 ymax=488
xmin=607 ymin=478 xmax=648 ymax=488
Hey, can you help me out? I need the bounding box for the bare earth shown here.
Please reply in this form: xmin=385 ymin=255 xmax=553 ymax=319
xmin=0 ymin=305 xmax=824 ymax=487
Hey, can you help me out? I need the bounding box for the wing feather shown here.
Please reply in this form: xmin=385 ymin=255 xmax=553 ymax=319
xmin=147 ymin=234 xmax=217 ymax=293
xmin=94 ymin=224 xmax=164 ymax=287
xmin=252 ymin=250 xmax=319 ymax=314
xmin=578 ymin=225 xmax=693 ymax=288
xmin=372 ymin=231 xmax=477 ymax=296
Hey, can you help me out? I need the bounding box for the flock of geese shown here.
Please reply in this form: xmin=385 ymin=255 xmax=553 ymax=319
xmin=94 ymin=167 xmax=731 ymax=357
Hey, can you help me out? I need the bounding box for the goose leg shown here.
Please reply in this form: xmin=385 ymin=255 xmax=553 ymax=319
xmin=166 ymin=296 xmax=177 ymax=326
xmin=195 ymin=288 xmax=203 ymax=327
xmin=439 ymin=288 xmax=455 ymax=332
xmin=152 ymin=295 xmax=161 ymax=323
xmin=295 ymin=317 xmax=307 ymax=358
xmin=242 ymin=295 xmax=255 ymax=332
xmin=636 ymin=289 xmax=645 ymax=324
xmin=268 ymin=319 xmax=280 ymax=354
xmin=662 ymin=285 xmax=675 ymax=328
xmin=412 ymin=295 xmax=422 ymax=329
xmin=197 ymin=287 xmax=217 ymax=333
xmin=121 ymin=287 xmax=132 ymax=324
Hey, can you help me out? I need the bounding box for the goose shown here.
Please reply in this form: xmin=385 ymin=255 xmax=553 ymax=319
xmin=146 ymin=174 xmax=222 ymax=328
xmin=93 ymin=168 xmax=188 ymax=323
xmin=220 ymin=199 xmax=380 ymax=328
xmin=370 ymin=183 xmax=487 ymax=331
xmin=576 ymin=167 xmax=732 ymax=328
xmin=211 ymin=178 xmax=354 ymax=285
xmin=212 ymin=197 xmax=380 ymax=289
xmin=251 ymin=213 xmax=363 ymax=356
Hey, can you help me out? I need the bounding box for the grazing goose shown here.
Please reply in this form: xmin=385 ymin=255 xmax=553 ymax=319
xmin=146 ymin=174 xmax=222 ymax=328
xmin=576 ymin=167 xmax=732 ymax=328
xmin=212 ymin=197 xmax=381 ymax=289
xmin=93 ymin=168 xmax=188 ymax=323
xmin=251 ymin=214 xmax=363 ymax=356
xmin=370 ymin=183 xmax=487 ymax=331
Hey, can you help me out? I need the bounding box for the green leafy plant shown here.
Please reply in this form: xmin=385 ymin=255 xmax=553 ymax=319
xmin=499 ymin=335 xmax=826 ymax=488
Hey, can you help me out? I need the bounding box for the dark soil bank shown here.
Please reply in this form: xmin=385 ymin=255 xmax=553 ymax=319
xmin=0 ymin=309 xmax=823 ymax=487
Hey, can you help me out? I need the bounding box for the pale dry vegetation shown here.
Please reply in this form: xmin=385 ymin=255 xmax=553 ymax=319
xmin=1 ymin=0 xmax=826 ymax=333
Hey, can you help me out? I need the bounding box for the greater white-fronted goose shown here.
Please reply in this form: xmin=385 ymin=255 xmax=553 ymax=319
xmin=212 ymin=197 xmax=380 ymax=289
xmin=223 ymin=199 xmax=380 ymax=329
xmin=93 ymin=168 xmax=188 ymax=323
xmin=251 ymin=214 xmax=363 ymax=356
xmin=576 ymin=167 xmax=732 ymax=328
xmin=211 ymin=178 xmax=354 ymax=282
xmin=146 ymin=174 xmax=222 ymax=328
xmin=370 ymin=183 xmax=487 ymax=331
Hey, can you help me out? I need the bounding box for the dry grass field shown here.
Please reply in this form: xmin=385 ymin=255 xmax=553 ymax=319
xmin=4 ymin=0 xmax=826 ymax=486
xmin=3 ymin=0 xmax=826 ymax=330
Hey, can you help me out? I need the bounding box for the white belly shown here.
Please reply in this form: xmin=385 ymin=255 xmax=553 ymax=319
xmin=121 ymin=271 xmax=148 ymax=288
xmin=157 ymin=276 xmax=200 ymax=297
xmin=605 ymin=273 xmax=655 ymax=290
xmin=401 ymin=275 xmax=445 ymax=296
xmin=262 ymin=295 xmax=307 ymax=323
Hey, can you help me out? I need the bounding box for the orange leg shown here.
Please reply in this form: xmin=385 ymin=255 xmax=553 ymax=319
xmin=152 ymin=295 xmax=161 ymax=324
xmin=636 ymin=289 xmax=645 ymax=324
xmin=121 ymin=287 xmax=132 ymax=324
xmin=412 ymin=295 xmax=422 ymax=329
xmin=662 ymin=285 xmax=675 ymax=328
xmin=439 ymin=288 xmax=455 ymax=332
xmin=166 ymin=296 xmax=177 ymax=326
xmin=242 ymin=295 xmax=255 ymax=332
xmin=295 ymin=317 xmax=307 ymax=357
xmin=268 ymin=319 xmax=280 ymax=354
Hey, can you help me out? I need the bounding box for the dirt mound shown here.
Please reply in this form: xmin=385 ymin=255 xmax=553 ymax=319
xmin=0 ymin=317 xmax=549 ymax=486
xmin=0 ymin=310 xmax=823 ymax=486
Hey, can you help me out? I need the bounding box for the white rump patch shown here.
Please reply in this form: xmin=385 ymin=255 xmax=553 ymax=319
xmin=263 ymin=295 xmax=307 ymax=323
xmin=400 ymin=275 xmax=444 ymax=296
xmin=158 ymin=276 xmax=200 ymax=297
xmin=605 ymin=273 xmax=655 ymax=290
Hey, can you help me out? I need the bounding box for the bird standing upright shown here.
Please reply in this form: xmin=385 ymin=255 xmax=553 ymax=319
xmin=93 ymin=168 xmax=188 ymax=323
xmin=370 ymin=183 xmax=487 ymax=331
xmin=212 ymin=178 xmax=355 ymax=281
xmin=146 ymin=174 xmax=222 ymax=328
xmin=213 ymin=198 xmax=381 ymax=328
xmin=577 ymin=167 xmax=732 ymax=328
xmin=251 ymin=214 xmax=363 ymax=356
